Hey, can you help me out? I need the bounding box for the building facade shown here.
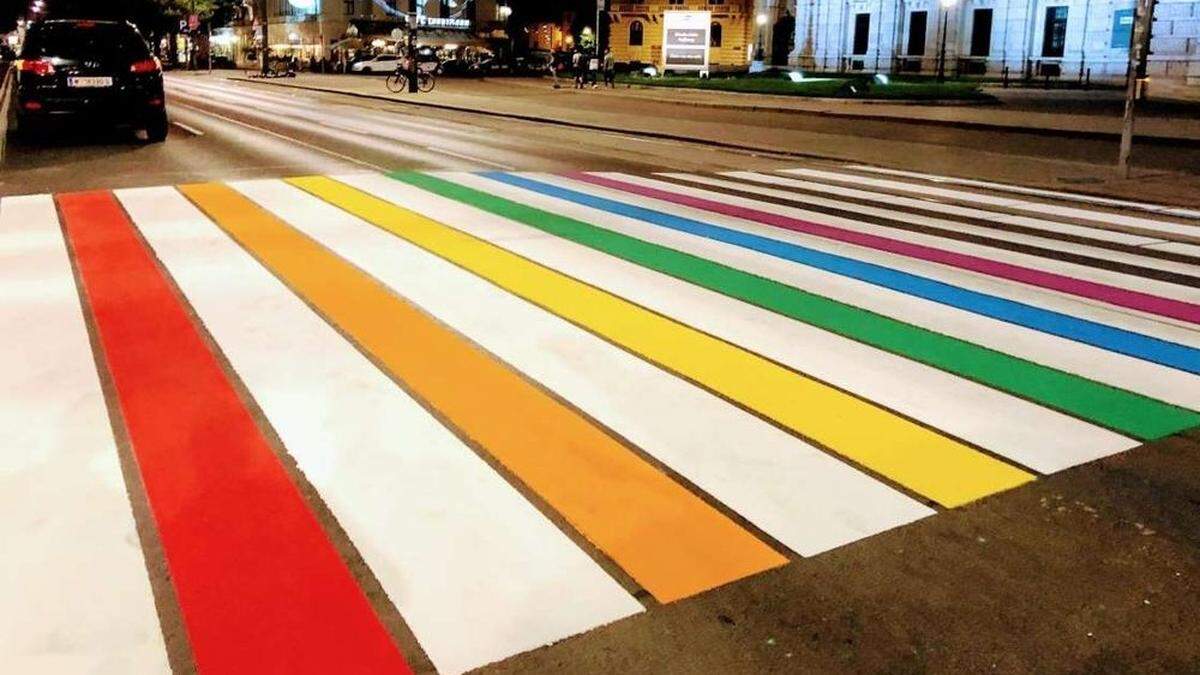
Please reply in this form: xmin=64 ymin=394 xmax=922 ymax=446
xmin=608 ymin=0 xmax=757 ymax=70
xmin=230 ymin=0 xmax=505 ymax=64
xmin=791 ymin=0 xmax=1200 ymax=84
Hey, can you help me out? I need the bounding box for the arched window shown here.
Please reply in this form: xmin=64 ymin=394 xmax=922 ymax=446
xmin=710 ymin=22 xmax=722 ymax=47
xmin=629 ymin=20 xmax=644 ymax=46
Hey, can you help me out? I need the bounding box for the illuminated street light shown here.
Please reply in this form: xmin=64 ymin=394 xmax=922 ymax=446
xmin=936 ymin=0 xmax=956 ymax=83
xmin=754 ymin=13 xmax=768 ymax=63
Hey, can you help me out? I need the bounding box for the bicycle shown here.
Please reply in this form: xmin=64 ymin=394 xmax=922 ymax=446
xmin=386 ymin=67 xmax=435 ymax=93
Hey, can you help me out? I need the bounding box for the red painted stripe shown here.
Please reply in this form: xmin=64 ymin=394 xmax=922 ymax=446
xmin=58 ymin=191 xmax=412 ymax=675
xmin=567 ymin=173 xmax=1200 ymax=326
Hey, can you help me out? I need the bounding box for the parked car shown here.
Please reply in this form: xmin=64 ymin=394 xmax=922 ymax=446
xmin=352 ymin=52 xmax=439 ymax=74
xmin=13 ymin=19 xmax=167 ymax=142
xmin=351 ymin=54 xmax=400 ymax=73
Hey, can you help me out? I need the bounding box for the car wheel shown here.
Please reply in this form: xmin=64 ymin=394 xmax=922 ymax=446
xmin=143 ymin=112 xmax=169 ymax=143
xmin=362 ymin=66 xmax=371 ymax=73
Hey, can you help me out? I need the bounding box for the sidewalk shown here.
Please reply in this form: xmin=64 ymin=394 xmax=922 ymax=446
xmin=229 ymin=72 xmax=1200 ymax=144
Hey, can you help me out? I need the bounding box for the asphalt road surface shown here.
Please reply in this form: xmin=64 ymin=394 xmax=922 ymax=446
xmin=1 ymin=75 xmax=801 ymax=196
xmin=2 ymin=74 xmax=1200 ymax=675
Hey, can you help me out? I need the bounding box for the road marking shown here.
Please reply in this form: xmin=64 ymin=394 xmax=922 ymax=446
xmin=529 ymin=171 xmax=1200 ymax=413
xmin=181 ymin=181 xmax=786 ymax=604
xmin=443 ymin=170 xmax=1184 ymax=453
xmin=56 ymin=190 xmax=411 ymax=674
xmin=714 ymin=173 xmax=1200 ymax=270
xmin=845 ymin=164 xmax=1200 ymax=220
xmin=323 ymin=172 xmax=1035 ymax=507
xmin=170 ymin=120 xmax=205 ymax=136
xmin=793 ymin=168 xmax=1200 ymax=239
xmin=171 ymin=101 xmax=388 ymax=171
xmin=573 ymin=172 xmax=1200 ymax=327
xmin=568 ymin=172 xmax=1200 ymax=372
xmin=683 ymin=172 xmax=1200 ymax=290
xmin=241 ymin=176 xmax=934 ymax=558
xmin=120 ymin=185 xmax=640 ymax=675
xmin=0 ymin=195 xmax=169 ymax=672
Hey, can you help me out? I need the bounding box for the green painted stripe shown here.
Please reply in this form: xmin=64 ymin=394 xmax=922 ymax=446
xmin=389 ymin=170 xmax=1200 ymax=440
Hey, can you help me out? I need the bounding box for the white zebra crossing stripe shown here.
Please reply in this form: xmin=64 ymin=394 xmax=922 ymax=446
xmin=845 ymin=164 xmax=1200 ymax=221
xmin=447 ymin=171 xmax=1139 ymax=472
xmin=571 ymin=172 xmax=1200 ymax=347
xmin=118 ymin=185 xmax=643 ymax=675
xmin=604 ymin=172 xmax=1200 ymax=313
xmin=714 ymin=172 xmax=1200 ymax=279
xmin=525 ymin=172 xmax=1200 ymax=410
xmin=0 ymin=195 xmax=169 ymax=673
xmin=786 ymin=168 xmax=1200 ymax=239
xmin=313 ymin=172 xmax=937 ymax=554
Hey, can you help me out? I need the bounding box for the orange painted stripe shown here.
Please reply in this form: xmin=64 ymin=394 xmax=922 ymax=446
xmin=181 ymin=181 xmax=787 ymax=603
xmin=57 ymin=190 xmax=411 ymax=673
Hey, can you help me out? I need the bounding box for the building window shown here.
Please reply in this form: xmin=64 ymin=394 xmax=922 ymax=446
xmin=668 ymin=0 xmax=685 ymax=5
xmin=1041 ymin=6 xmax=1068 ymax=57
xmin=906 ymin=11 xmax=927 ymax=56
xmin=852 ymin=13 xmax=870 ymax=55
xmin=708 ymin=0 xmax=725 ymax=4
xmin=970 ymin=8 xmax=993 ymax=57
xmin=344 ymin=0 xmax=355 ymax=14
xmin=629 ymin=20 xmax=644 ymax=46
xmin=710 ymin=22 xmax=722 ymax=47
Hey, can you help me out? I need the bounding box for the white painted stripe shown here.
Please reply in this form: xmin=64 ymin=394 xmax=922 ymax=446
xmin=712 ymin=173 xmax=1200 ymax=280
xmin=785 ymin=168 xmax=1200 ymax=239
xmin=444 ymin=171 xmax=1140 ymax=471
xmin=604 ymin=172 xmax=1200 ymax=314
xmin=0 ymin=195 xmax=169 ymax=673
xmin=531 ymin=172 xmax=1200 ymax=411
xmin=1146 ymin=240 xmax=1200 ymax=259
xmin=117 ymin=185 xmax=642 ymax=675
xmin=586 ymin=172 xmax=1200 ymax=347
xmin=846 ymin=164 xmax=1200 ymax=221
xmin=698 ymin=172 xmax=1200 ymax=279
xmin=328 ymin=171 xmax=937 ymax=555
xmin=722 ymin=171 xmax=1167 ymax=249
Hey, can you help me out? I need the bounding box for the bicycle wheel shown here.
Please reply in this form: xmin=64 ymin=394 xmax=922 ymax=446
xmin=385 ymin=72 xmax=407 ymax=93
xmin=417 ymin=73 xmax=436 ymax=93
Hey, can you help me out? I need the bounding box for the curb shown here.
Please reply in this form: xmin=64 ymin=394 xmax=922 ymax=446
xmin=0 ymin=66 xmax=14 ymax=165
xmin=227 ymin=75 xmax=1200 ymax=152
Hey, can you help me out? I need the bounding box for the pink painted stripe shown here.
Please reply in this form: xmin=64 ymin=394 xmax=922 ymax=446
xmin=565 ymin=172 xmax=1200 ymax=326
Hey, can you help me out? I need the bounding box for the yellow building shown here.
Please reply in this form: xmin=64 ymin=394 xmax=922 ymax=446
xmin=608 ymin=0 xmax=755 ymax=71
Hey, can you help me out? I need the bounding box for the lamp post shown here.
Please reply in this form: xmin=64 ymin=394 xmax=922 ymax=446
xmin=936 ymin=0 xmax=955 ymax=83
xmin=498 ymin=4 xmax=512 ymax=58
xmin=749 ymin=12 xmax=767 ymax=72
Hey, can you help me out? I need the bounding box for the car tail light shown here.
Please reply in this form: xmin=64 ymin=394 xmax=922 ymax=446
xmin=130 ymin=58 xmax=161 ymax=74
xmin=22 ymin=100 xmax=43 ymax=111
xmin=16 ymin=59 xmax=55 ymax=76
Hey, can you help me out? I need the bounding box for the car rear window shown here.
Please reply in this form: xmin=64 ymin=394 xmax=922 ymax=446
xmin=21 ymin=23 xmax=151 ymax=63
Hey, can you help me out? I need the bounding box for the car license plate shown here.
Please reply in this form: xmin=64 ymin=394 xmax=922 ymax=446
xmin=68 ymin=76 xmax=113 ymax=88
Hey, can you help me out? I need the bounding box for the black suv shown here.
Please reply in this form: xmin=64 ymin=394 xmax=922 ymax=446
xmin=14 ymin=20 xmax=167 ymax=142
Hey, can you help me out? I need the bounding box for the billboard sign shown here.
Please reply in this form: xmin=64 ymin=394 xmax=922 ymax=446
xmin=662 ymin=11 xmax=710 ymax=72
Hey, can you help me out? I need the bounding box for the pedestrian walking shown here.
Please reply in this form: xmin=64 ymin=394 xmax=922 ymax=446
xmin=571 ymin=50 xmax=584 ymax=89
xmin=603 ymin=47 xmax=615 ymax=88
xmin=588 ymin=54 xmax=600 ymax=88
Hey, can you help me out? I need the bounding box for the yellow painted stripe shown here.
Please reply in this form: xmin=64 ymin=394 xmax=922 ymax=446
xmin=180 ymin=181 xmax=786 ymax=604
xmin=292 ymin=175 xmax=1036 ymax=507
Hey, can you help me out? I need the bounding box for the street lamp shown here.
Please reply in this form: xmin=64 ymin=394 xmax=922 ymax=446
xmin=936 ymin=0 xmax=956 ymax=83
xmin=755 ymin=12 xmax=767 ymax=62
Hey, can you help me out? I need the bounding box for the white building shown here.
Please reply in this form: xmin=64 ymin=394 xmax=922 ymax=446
xmin=789 ymin=0 xmax=1200 ymax=84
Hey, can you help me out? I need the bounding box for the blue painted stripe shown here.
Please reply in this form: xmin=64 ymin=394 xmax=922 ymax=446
xmin=481 ymin=172 xmax=1200 ymax=375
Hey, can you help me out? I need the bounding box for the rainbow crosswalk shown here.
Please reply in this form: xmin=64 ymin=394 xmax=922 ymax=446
xmin=3 ymin=167 xmax=1198 ymax=674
